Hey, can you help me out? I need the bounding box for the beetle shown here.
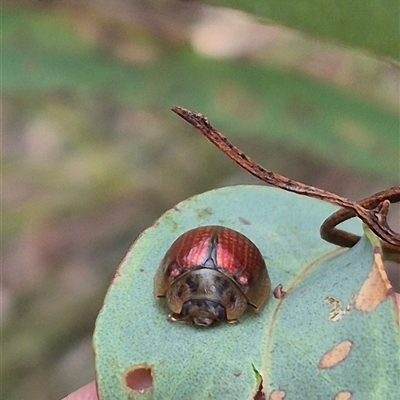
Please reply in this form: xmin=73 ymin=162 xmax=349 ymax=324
xmin=154 ymin=225 xmax=270 ymax=327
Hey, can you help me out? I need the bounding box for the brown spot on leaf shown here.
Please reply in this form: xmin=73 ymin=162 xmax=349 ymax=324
xmin=335 ymin=391 xmax=352 ymax=400
xmin=319 ymin=340 xmax=352 ymax=369
xmin=197 ymin=207 xmax=213 ymax=219
xmin=125 ymin=366 xmax=153 ymax=393
xmin=324 ymin=295 xmax=355 ymax=321
xmin=355 ymin=249 xmax=393 ymax=312
xmin=269 ymin=390 xmax=286 ymax=400
xmin=238 ymin=217 xmax=251 ymax=225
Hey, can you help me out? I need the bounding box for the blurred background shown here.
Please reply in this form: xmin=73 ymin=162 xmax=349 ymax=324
xmin=2 ymin=1 xmax=399 ymax=399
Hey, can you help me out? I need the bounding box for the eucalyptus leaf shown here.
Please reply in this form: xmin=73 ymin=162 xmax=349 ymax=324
xmin=93 ymin=186 xmax=399 ymax=399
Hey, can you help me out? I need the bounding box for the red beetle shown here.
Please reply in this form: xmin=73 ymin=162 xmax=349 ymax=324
xmin=154 ymin=225 xmax=270 ymax=327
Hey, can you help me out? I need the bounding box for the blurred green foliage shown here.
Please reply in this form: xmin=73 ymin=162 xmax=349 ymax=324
xmin=3 ymin=7 xmax=399 ymax=181
xmin=212 ymin=0 xmax=400 ymax=60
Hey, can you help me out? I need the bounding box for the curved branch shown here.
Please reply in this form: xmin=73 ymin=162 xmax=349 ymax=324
xmin=320 ymin=188 xmax=400 ymax=257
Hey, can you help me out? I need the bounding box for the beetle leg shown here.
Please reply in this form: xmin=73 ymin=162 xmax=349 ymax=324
xmin=168 ymin=313 xmax=189 ymax=324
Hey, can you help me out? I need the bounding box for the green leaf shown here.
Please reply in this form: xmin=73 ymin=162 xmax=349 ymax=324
xmin=93 ymin=186 xmax=399 ymax=399
xmin=210 ymin=0 xmax=400 ymax=60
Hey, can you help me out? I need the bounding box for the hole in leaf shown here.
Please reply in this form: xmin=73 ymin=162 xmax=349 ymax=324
xmin=252 ymin=364 xmax=265 ymax=400
xmin=125 ymin=366 xmax=153 ymax=393
xmin=254 ymin=387 xmax=266 ymax=400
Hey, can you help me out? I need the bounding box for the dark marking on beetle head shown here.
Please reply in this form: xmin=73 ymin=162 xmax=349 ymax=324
xmin=216 ymin=278 xmax=230 ymax=296
xmin=176 ymin=285 xmax=183 ymax=298
xmin=185 ymin=276 xmax=199 ymax=293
